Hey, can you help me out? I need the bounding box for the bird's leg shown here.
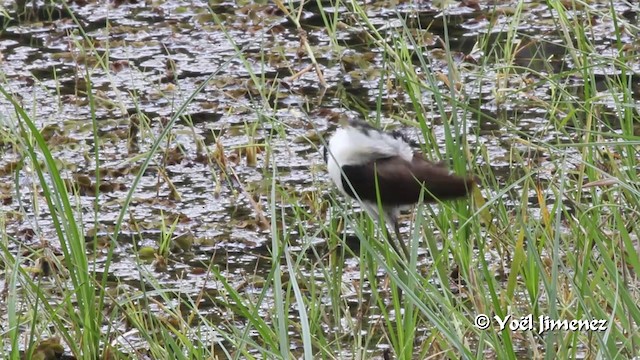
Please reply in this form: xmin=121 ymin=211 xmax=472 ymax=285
xmin=384 ymin=225 xmax=405 ymax=259
xmin=393 ymin=221 xmax=410 ymax=259
xmin=388 ymin=220 xmax=408 ymax=309
xmin=380 ymin=209 xmax=409 ymax=259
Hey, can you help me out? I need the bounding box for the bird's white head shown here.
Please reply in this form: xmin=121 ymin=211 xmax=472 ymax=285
xmin=325 ymin=119 xmax=413 ymax=165
xmin=324 ymin=119 xmax=413 ymax=196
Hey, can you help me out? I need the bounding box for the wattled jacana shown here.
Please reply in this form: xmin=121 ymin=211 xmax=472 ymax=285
xmin=324 ymin=119 xmax=475 ymax=257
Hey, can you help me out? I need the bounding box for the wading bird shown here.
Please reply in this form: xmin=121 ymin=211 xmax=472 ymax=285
xmin=324 ymin=119 xmax=475 ymax=257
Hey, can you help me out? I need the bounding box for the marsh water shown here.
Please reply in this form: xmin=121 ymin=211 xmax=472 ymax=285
xmin=0 ymin=0 xmax=638 ymax=358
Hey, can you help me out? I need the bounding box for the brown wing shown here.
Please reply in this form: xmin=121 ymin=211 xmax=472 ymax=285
xmin=341 ymin=156 xmax=474 ymax=205
xmin=412 ymin=153 xmax=448 ymax=168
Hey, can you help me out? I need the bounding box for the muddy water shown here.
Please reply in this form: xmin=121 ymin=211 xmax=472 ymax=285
xmin=0 ymin=0 xmax=638 ymax=357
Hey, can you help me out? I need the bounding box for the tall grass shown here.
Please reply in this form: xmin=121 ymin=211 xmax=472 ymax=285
xmin=1 ymin=0 xmax=639 ymax=359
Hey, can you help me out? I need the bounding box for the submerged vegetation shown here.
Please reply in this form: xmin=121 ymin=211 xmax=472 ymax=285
xmin=0 ymin=0 xmax=639 ymax=358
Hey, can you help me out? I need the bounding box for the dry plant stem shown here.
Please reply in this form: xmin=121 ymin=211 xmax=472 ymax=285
xmin=206 ymin=137 xmax=266 ymax=225
xmin=226 ymin=160 xmax=270 ymax=230
xmin=297 ymin=29 xmax=327 ymax=87
xmin=287 ymin=64 xmax=314 ymax=82
xmin=188 ymin=248 xmax=218 ymax=327
xmin=157 ymin=167 xmax=181 ymax=201
xmin=272 ymin=0 xmax=327 ymax=87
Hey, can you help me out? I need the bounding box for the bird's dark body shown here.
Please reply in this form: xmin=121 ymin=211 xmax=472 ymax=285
xmin=340 ymin=154 xmax=473 ymax=206
xmin=324 ymin=118 xmax=475 ymax=256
